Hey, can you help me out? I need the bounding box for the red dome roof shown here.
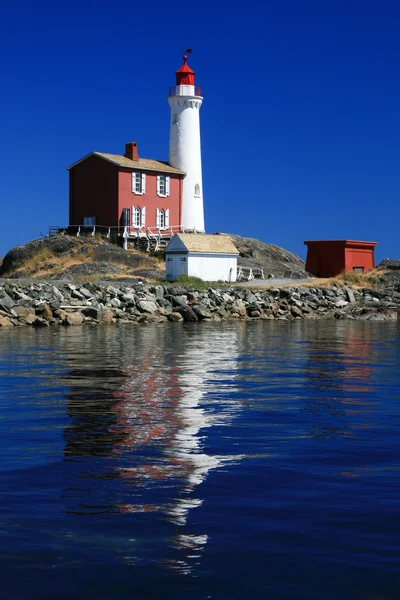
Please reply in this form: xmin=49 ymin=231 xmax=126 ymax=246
xmin=175 ymin=55 xmax=195 ymax=86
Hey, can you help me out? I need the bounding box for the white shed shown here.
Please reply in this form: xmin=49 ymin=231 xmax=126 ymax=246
xmin=165 ymin=234 xmax=239 ymax=282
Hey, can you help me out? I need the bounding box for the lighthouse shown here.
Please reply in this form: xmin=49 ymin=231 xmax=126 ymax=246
xmin=168 ymin=53 xmax=205 ymax=233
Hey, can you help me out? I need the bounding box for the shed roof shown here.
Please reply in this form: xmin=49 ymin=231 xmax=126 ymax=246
xmin=67 ymin=152 xmax=185 ymax=174
xmin=304 ymin=240 xmax=378 ymax=248
xmin=166 ymin=234 xmax=239 ymax=255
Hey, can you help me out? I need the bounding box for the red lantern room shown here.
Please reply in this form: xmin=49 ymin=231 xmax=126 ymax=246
xmin=175 ymin=54 xmax=195 ymax=86
xmin=304 ymin=240 xmax=378 ymax=277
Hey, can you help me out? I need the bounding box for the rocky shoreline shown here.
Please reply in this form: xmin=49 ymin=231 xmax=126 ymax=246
xmin=0 ymin=280 xmax=399 ymax=328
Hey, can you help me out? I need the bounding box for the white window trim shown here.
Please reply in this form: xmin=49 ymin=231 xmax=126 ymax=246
xmin=132 ymin=172 xmax=146 ymax=195
xmin=156 ymin=208 xmax=169 ymax=229
xmin=132 ymin=205 xmax=146 ymax=228
xmin=156 ymin=175 xmax=170 ymax=197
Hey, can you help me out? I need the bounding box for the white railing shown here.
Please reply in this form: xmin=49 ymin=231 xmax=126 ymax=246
xmin=237 ymin=266 xmax=265 ymax=281
xmin=48 ymin=224 xmax=205 ymax=251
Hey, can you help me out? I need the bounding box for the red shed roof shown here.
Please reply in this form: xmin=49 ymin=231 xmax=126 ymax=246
xmin=304 ymin=240 xmax=378 ymax=247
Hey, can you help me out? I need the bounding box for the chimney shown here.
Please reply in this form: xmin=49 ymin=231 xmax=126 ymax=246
xmin=125 ymin=141 xmax=139 ymax=161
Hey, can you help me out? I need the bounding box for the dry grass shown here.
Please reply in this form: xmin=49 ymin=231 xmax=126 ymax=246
xmin=11 ymin=254 xmax=87 ymax=278
xmin=281 ymin=268 xmax=387 ymax=290
xmin=5 ymin=236 xmax=165 ymax=282
xmin=73 ymin=274 xmax=102 ymax=283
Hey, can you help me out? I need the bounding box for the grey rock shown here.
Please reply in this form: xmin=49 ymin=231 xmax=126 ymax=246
xmin=335 ymin=299 xmax=349 ymax=308
xmin=71 ymin=289 xmax=84 ymax=300
xmin=137 ymin=300 xmax=158 ymax=314
xmin=0 ymin=291 xmax=15 ymax=310
xmin=175 ymin=305 xmax=198 ymax=322
xmin=79 ymin=287 xmax=93 ymax=299
xmin=245 ymin=293 xmax=257 ymax=304
xmin=291 ymin=305 xmax=303 ymax=318
xmin=192 ymin=304 xmax=213 ymax=319
xmin=82 ymin=306 xmax=102 ymax=320
xmin=32 ymin=317 xmax=50 ymax=327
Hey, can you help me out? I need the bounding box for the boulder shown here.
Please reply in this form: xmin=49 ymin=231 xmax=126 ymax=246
xmin=192 ymin=304 xmax=213 ymax=320
xmin=291 ymin=305 xmax=303 ymax=318
xmin=35 ymin=304 xmax=53 ymax=319
xmin=14 ymin=306 xmax=36 ymax=324
xmin=0 ymin=315 xmax=12 ymax=327
xmin=63 ymin=312 xmax=85 ymax=326
xmin=101 ymin=309 xmax=115 ymax=323
xmin=335 ymin=299 xmax=349 ymax=308
xmin=0 ymin=291 xmax=15 ymax=310
xmin=168 ymin=312 xmax=184 ymax=322
xmin=175 ymin=305 xmax=198 ymax=322
xmin=137 ymin=300 xmax=158 ymax=314
xmin=82 ymin=306 xmax=102 ymax=320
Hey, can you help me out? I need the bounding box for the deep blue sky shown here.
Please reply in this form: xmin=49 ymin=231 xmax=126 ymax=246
xmin=0 ymin=0 xmax=399 ymax=262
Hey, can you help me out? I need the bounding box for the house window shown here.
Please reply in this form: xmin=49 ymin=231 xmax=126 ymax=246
xmin=132 ymin=172 xmax=146 ymax=195
xmin=156 ymin=208 xmax=170 ymax=229
xmin=353 ymin=267 xmax=365 ymax=273
xmin=132 ymin=205 xmax=146 ymax=228
xmin=84 ymin=216 xmax=96 ymax=226
xmin=194 ymin=183 xmax=200 ymax=196
xmin=157 ymin=175 xmax=170 ymax=197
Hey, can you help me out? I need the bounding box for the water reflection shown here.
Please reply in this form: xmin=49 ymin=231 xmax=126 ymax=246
xmin=1 ymin=321 xmax=400 ymax=598
xmin=61 ymin=324 xmax=243 ymax=573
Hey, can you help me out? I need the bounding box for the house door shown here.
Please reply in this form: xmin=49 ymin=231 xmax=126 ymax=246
xmin=121 ymin=208 xmax=130 ymax=228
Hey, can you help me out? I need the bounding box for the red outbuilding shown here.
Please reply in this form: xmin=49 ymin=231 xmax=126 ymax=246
xmin=304 ymin=240 xmax=378 ymax=277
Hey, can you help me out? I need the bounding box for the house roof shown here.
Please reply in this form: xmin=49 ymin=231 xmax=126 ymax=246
xmin=67 ymin=152 xmax=185 ymax=174
xmin=166 ymin=233 xmax=239 ymax=255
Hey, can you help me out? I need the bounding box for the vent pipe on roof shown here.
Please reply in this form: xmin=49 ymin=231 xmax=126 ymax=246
xmin=125 ymin=142 xmax=139 ymax=161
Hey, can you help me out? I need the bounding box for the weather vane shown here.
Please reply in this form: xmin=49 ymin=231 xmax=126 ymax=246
xmin=181 ymin=48 xmax=193 ymax=54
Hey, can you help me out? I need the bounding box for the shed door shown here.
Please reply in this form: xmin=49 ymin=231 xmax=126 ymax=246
xmin=178 ymin=256 xmax=187 ymax=276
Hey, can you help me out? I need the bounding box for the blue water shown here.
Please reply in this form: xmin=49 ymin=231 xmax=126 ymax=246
xmin=0 ymin=321 xmax=399 ymax=599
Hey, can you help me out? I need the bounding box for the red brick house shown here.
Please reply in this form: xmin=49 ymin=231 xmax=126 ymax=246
xmin=67 ymin=141 xmax=185 ymax=236
xmin=304 ymin=240 xmax=378 ymax=277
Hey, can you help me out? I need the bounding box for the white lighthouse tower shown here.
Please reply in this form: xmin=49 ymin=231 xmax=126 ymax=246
xmin=168 ymin=53 xmax=205 ymax=232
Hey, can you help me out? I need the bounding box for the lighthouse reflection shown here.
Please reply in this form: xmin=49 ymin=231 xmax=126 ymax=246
xmin=112 ymin=325 xmax=242 ymax=572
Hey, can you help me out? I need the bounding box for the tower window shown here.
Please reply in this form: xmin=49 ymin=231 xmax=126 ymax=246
xmin=194 ymin=184 xmax=201 ymax=196
xmin=172 ymin=111 xmax=177 ymax=124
